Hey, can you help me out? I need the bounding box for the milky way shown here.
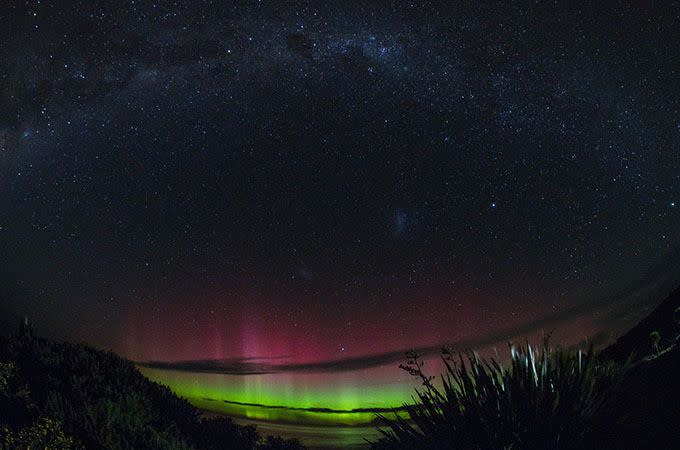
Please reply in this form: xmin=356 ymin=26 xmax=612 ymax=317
xmin=1 ymin=1 xmax=680 ymax=395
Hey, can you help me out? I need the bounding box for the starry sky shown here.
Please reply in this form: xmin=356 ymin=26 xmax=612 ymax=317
xmin=1 ymin=1 xmax=680 ymax=366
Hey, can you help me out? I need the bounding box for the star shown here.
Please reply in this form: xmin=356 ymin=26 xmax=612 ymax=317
xmin=1 ymin=3 xmax=679 ymax=417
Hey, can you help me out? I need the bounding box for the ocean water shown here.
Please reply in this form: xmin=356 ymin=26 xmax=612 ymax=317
xmin=231 ymin=419 xmax=383 ymax=449
xmin=139 ymin=363 xmax=421 ymax=446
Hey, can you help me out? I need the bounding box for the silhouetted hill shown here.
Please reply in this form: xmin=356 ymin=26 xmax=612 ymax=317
xmin=600 ymin=286 xmax=680 ymax=362
xmin=2 ymin=286 xmax=679 ymax=449
xmin=0 ymin=330 xmax=304 ymax=450
xmin=594 ymin=343 xmax=680 ymax=449
xmin=593 ymin=287 xmax=680 ymax=449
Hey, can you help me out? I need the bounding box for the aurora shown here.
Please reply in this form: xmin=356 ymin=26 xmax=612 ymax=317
xmin=3 ymin=0 xmax=680 ymax=447
xmin=139 ymin=365 xmax=414 ymax=426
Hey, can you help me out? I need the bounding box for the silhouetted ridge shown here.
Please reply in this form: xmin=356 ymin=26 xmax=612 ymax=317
xmin=600 ymin=286 xmax=680 ymax=363
xmin=0 ymin=331 xmax=304 ymax=449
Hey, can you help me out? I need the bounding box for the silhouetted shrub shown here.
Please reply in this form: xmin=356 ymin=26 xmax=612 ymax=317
xmin=372 ymin=341 xmax=626 ymax=450
xmin=257 ymin=435 xmax=305 ymax=450
xmin=195 ymin=417 xmax=259 ymax=450
xmin=1 ymin=417 xmax=79 ymax=449
xmin=649 ymin=331 xmax=661 ymax=354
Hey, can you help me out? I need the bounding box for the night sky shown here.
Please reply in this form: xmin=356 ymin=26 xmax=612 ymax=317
xmin=2 ymin=1 xmax=680 ymax=367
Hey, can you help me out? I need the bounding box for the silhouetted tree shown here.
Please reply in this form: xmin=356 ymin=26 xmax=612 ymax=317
xmin=0 ymin=330 xmax=305 ymax=450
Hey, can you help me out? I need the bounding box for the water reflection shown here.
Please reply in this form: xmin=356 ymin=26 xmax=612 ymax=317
xmin=139 ymin=361 xmax=423 ymax=446
xmin=137 ymin=354 xmax=450 ymax=447
xmin=232 ymin=418 xmax=383 ymax=449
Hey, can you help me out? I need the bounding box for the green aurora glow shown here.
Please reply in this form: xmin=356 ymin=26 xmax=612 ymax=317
xmin=140 ymin=367 xmax=415 ymax=426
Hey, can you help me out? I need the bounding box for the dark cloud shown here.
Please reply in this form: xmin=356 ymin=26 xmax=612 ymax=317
xmin=210 ymin=398 xmax=407 ymax=415
xmin=138 ymin=245 xmax=680 ymax=375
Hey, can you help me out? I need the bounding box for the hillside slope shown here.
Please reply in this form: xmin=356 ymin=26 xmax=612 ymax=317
xmin=600 ymin=286 xmax=680 ymax=362
xmin=593 ymin=287 xmax=680 ymax=449
xmin=0 ymin=329 xmax=304 ymax=450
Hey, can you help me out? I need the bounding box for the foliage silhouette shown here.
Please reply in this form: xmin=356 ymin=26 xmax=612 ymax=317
xmin=371 ymin=341 xmax=627 ymax=450
xmin=372 ymin=286 xmax=680 ymax=449
xmin=0 ymin=331 xmax=304 ymax=450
